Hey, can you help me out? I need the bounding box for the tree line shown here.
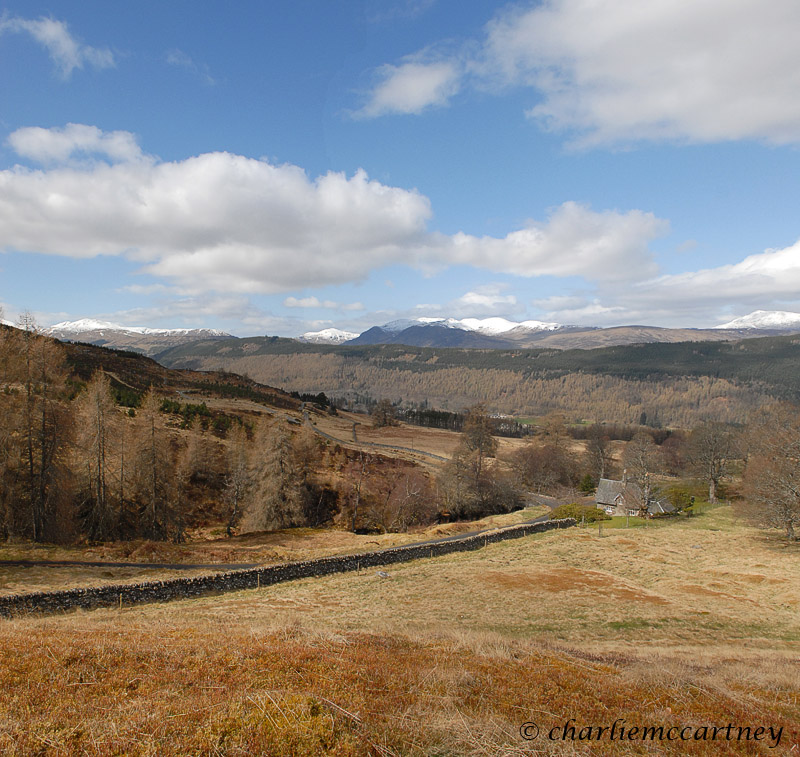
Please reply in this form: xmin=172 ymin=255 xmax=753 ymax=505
xmin=172 ymin=350 xmax=772 ymax=427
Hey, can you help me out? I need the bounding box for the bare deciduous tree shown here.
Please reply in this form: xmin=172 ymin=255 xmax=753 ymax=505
xmin=511 ymin=441 xmax=582 ymax=494
xmin=687 ymin=421 xmax=738 ymax=503
xmin=16 ymin=315 xmax=72 ymax=541
xmin=224 ymin=423 xmax=251 ymax=535
xmin=75 ymin=371 xmax=118 ymax=540
xmin=743 ymin=404 xmax=800 ymax=541
xmin=371 ymin=398 xmax=398 ymax=428
xmin=586 ymin=424 xmax=613 ymax=480
xmin=132 ymin=390 xmax=176 ymax=540
xmin=241 ymin=420 xmax=303 ymax=532
xmin=459 ymin=404 xmax=497 ymax=487
xmin=364 ymin=468 xmax=434 ymax=533
xmin=622 ymin=431 xmax=662 ymax=513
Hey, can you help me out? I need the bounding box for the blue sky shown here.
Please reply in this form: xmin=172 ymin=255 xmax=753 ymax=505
xmin=2 ymin=0 xmax=800 ymax=335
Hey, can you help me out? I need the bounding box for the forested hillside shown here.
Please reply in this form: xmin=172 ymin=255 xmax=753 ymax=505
xmin=0 ymin=325 xmax=328 ymax=544
xmin=156 ymin=335 xmax=800 ymax=426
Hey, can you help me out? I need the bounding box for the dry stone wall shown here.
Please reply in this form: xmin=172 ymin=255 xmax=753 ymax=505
xmin=0 ymin=518 xmax=575 ymax=618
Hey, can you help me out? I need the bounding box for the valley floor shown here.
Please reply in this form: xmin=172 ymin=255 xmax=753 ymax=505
xmin=1 ymin=505 xmax=798 ymax=755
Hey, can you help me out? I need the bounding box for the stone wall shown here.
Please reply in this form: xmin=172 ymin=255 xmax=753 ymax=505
xmin=0 ymin=518 xmax=575 ymax=618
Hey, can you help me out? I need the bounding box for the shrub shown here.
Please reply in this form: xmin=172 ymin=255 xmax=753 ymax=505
xmin=550 ymin=503 xmax=610 ymax=523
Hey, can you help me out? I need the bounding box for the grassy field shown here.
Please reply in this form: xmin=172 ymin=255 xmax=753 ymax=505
xmin=0 ymin=506 xmax=549 ymax=596
xmin=1 ymin=506 xmax=798 ymax=755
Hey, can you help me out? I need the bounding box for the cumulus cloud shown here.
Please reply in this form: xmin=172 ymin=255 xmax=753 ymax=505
xmin=357 ymin=58 xmax=461 ymax=117
xmin=362 ymin=0 xmax=800 ymax=145
xmin=0 ymin=16 xmax=114 ymax=78
xmin=7 ymin=124 xmax=144 ymax=165
xmin=437 ymin=202 xmax=665 ymax=282
xmin=0 ymin=126 xmax=433 ymax=291
xmin=448 ymin=285 xmax=520 ymax=317
xmin=534 ymin=240 xmax=800 ymax=327
xmin=0 ymin=125 xmax=665 ymax=294
xmin=629 ymin=241 xmax=800 ymax=309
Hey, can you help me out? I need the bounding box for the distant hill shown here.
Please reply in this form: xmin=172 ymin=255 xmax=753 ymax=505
xmin=297 ymin=328 xmax=359 ymax=344
xmin=714 ymin=309 xmax=800 ymax=330
xmin=45 ymin=320 xmax=232 ymax=357
xmin=56 ymin=335 xmax=299 ymax=411
xmin=156 ymin=333 xmax=800 ymax=426
xmin=350 ymin=324 xmax=516 ymax=348
xmin=345 ymin=315 xmax=797 ymax=350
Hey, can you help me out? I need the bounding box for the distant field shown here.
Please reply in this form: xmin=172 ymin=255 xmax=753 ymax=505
xmin=310 ymin=408 xmax=532 ymax=462
xmin=1 ymin=506 xmax=798 ymax=754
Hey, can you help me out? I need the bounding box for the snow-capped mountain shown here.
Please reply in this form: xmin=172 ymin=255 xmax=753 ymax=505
xmin=458 ymin=317 xmax=561 ymax=335
xmin=714 ymin=310 xmax=800 ymax=330
xmin=297 ymin=328 xmax=359 ymax=344
xmin=46 ymin=319 xmax=229 ymax=337
xmin=44 ymin=319 xmax=232 ymax=357
xmin=380 ymin=316 xmax=562 ymax=335
xmin=348 ymin=316 xmax=575 ymax=348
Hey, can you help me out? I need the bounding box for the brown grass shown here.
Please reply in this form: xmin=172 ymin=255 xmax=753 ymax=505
xmin=0 ymin=506 xmax=549 ymax=596
xmin=1 ymin=506 xmax=799 ymax=755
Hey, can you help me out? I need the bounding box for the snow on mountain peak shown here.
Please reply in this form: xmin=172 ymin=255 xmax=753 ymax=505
xmin=298 ymin=328 xmax=358 ymax=344
xmin=48 ymin=319 xmax=122 ymax=333
xmin=714 ymin=310 xmax=800 ymax=330
xmin=380 ymin=316 xmax=562 ymax=335
xmin=45 ymin=319 xmax=229 ymax=337
xmin=457 ymin=317 xmax=520 ymax=335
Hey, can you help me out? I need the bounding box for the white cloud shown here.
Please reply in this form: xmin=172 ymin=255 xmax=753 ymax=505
xmin=536 ymin=297 xmax=628 ymax=326
xmin=358 ymin=59 xmax=461 ymax=117
xmin=631 ymin=241 xmax=800 ymax=307
xmin=1 ymin=125 xmax=665 ymax=294
xmin=0 ymin=16 xmax=114 ymax=78
xmin=449 ymin=285 xmax=518 ymax=316
xmin=119 ymin=283 xmax=175 ymax=296
xmin=104 ymin=295 xmax=291 ymax=335
xmin=283 ymin=296 xmax=365 ymax=311
xmin=7 ymin=124 xmax=144 ymax=165
xmin=436 ymin=202 xmax=666 ymax=282
xmin=285 ymin=296 xmax=333 ymax=308
xmin=363 ymin=0 xmax=800 ymax=145
xmin=534 ymin=240 xmax=800 ymax=327
xmin=0 ymin=128 xmax=433 ymax=291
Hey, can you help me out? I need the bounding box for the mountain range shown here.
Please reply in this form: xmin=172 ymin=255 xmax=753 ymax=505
xmin=305 ymin=311 xmax=800 ymax=349
xmin=43 ymin=319 xmax=232 ymax=356
xmin=26 ymin=310 xmax=800 ymax=356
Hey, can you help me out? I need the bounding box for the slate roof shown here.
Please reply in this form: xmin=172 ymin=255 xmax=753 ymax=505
xmin=595 ymin=477 xmax=675 ymax=515
xmin=595 ymin=478 xmax=642 ymax=506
